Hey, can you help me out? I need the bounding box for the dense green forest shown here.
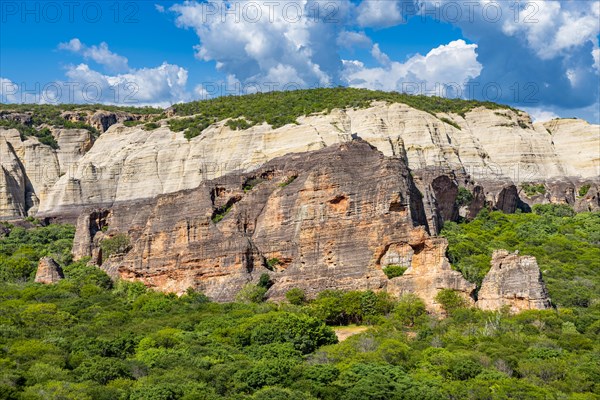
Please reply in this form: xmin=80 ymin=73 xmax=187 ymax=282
xmin=0 ymin=205 xmax=598 ymax=399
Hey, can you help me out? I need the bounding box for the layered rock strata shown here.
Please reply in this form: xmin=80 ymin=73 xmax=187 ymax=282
xmin=2 ymin=104 xmax=597 ymax=220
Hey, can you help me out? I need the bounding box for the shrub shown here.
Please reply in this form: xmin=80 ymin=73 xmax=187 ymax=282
xmin=100 ymin=234 xmax=131 ymax=260
xmin=279 ymin=176 xmax=297 ymax=188
xmin=236 ymin=283 xmax=267 ymax=303
xmin=532 ymin=204 xmax=575 ymax=217
xmin=394 ymin=294 xmax=427 ymax=326
xmin=578 ymin=184 xmax=591 ymax=197
xmin=455 ymin=187 xmax=473 ymax=207
xmin=435 ymin=289 xmax=467 ymax=315
xmin=142 ymin=122 xmax=160 ymax=131
xmin=266 ymin=258 xmax=280 ymax=270
xmin=285 ymin=288 xmax=306 ymax=305
xmin=382 ymin=265 xmax=407 ymax=279
xmin=439 ymin=117 xmax=461 ymax=130
xmin=521 ymin=183 xmax=546 ymax=196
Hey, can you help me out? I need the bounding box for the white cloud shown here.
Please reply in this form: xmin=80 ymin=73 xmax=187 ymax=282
xmin=155 ymin=4 xmax=165 ymax=13
xmin=61 ymin=62 xmax=190 ymax=107
xmin=0 ymin=78 xmax=20 ymax=103
xmin=59 ymin=38 xmax=130 ymax=73
xmin=170 ymin=0 xmax=351 ymax=90
xmin=501 ymin=1 xmax=600 ymax=60
xmin=336 ymin=30 xmax=372 ymax=49
xmin=523 ymin=107 xmax=560 ymax=123
xmin=593 ymin=48 xmax=600 ymax=73
xmin=356 ymin=0 xmax=408 ymax=28
xmin=343 ymin=40 xmax=482 ymax=96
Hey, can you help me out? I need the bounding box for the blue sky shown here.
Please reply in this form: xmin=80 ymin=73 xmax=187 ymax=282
xmin=1 ymin=0 xmax=599 ymax=122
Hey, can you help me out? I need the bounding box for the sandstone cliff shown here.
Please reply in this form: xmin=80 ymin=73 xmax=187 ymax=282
xmin=76 ymin=141 xmax=431 ymax=301
xmin=2 ymin=103 xmax=597 ymax=221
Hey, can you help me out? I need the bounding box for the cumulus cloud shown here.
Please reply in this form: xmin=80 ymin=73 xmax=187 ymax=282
xmin=59 ymin=38 xmax=130 ymax=73
xmin=336 ymin=30 xmax=372 ymax=49
xmin=343 ymin=40 xmax=482 ymax=96
xmin=62 ymin=63 xmax=190 ymax=107
xmin=0 ymin=78 xmax=20 ymax=103
xmin=355 ymin=0 xmax=414 ymax=28
xmin=523 ymin=107 xmax=560 ymax=123
xmin=170 ymin=0 xmax=352 ymax=90
xmin=5 ymin=41 xmax=191 ymax=107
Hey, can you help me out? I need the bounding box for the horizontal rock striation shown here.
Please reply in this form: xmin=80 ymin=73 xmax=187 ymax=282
xmin=1 ymin=103 xmax=596 ymax=220
xmin=77 ymin=141 xmax=434 ymax=301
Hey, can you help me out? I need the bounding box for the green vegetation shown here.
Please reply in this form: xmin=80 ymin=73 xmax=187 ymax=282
xmin=455 ymin=187 xmax=474 ymax=207
xmin=579 ymin=184 xmax=591 ymax=197
xmin=243 ymin=178 xmax=264 ymax=193
xmin=0 ymin=103 xmax=162 ymax=115
xmin=382 ymin=265 xmax=407 ymax=279
xmin=123 ymin=120 xmax=143 ymax=127
xmin=100 ymin=234 xmax=131 ymax=260
xmin=442 ymin=206 xmax=599 ymax=308
xmin=521 ymin=182 xmax=547 ymax=196
xmin=0 ymin=223 xmax=75 ymax=282
xmin=142 ymin=122 xmax=160 ymax=131
xmin=0 ymin=104 xmax=102 ymax=141
xmin=0 ymin=205 xmax=598 ymax=399
xmin=439 ymin=117 xmax=462 ymax=130
xmin=285 ymin=288 xmax=306 ymax=305
xmin=169 ymin=87 xmax=513 ymax=132
xmin=0 ymin=120 xmax=60 ymax=149
xmin=435 ymin=289 xmax=468 ymax=316
xmin=266 ymin=258 xmax=281 ymax=270
xmin=3 ymin=88 xmax=515 ymax=142
xmin=211 ymin=201 xmax=236 ymax=223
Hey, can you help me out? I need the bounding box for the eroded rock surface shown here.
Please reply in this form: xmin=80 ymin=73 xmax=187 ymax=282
xmin=386 ymin=237 xmax=476 ymax=313
xmin=477 ymin=250 xmax=552 ymax=312
xmin=2 ymin=104 xmax=590 ymax=221
xmin=34 ymin=257 xmax=64 ymax=284
xmin=81 ymin=141 xmax=433 ymax=301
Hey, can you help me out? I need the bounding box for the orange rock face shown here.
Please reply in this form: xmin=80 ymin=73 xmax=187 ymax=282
xmin=70 ymin=141 xmax=551 ymax=311
xmin=34 ymin=257 xmax=64 ymax=284
xmin=75 ymin=141 xmax=440 ymax=301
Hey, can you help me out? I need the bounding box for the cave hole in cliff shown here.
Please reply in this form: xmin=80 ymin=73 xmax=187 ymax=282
xmin=260 ymin=170 xmax=275 ymax=180
xmin=329 ymin=195 xmax=346 ymax=204
xmin=242 ymin=176 xmax=265 ymax=192
xmin=389 ymin=201 xmax=406 ymax=212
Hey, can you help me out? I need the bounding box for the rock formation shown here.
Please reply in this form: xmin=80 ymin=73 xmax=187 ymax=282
xmin=1 ymin=103 xmax=596 ymax=221
xmin=477 ymin=250 xmax=552 ymax=312
xmin=34 ymin=257 xmax=64 ymax=284
xmin=386 ymin=237 xmax=476 ymax=312
xmin=76 ymin=141 xmax=432 ymax=301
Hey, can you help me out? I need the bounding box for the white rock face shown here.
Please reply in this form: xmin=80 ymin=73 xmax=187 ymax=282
xmin=1 ymin=103 xmax=598 ymax=218
xmin=0 ymin=128 xmax=93 ymax=217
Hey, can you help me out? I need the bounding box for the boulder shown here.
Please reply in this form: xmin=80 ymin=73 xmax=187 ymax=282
xmin=34 ymin=257 xmax=64 ymax=284
xmin=477 ymin=250 xmax=551 ymax=312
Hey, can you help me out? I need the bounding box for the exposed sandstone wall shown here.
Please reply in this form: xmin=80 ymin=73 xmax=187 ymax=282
xmin=477 ymin=250 xmax=552 ymax=312
xmin=0 ymin=104 xmax=593 ymax=220
xmin=79 ymin=141 xmax=434 ymax=301
xmin=386 ymin=237 xmax=476 ymax=313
